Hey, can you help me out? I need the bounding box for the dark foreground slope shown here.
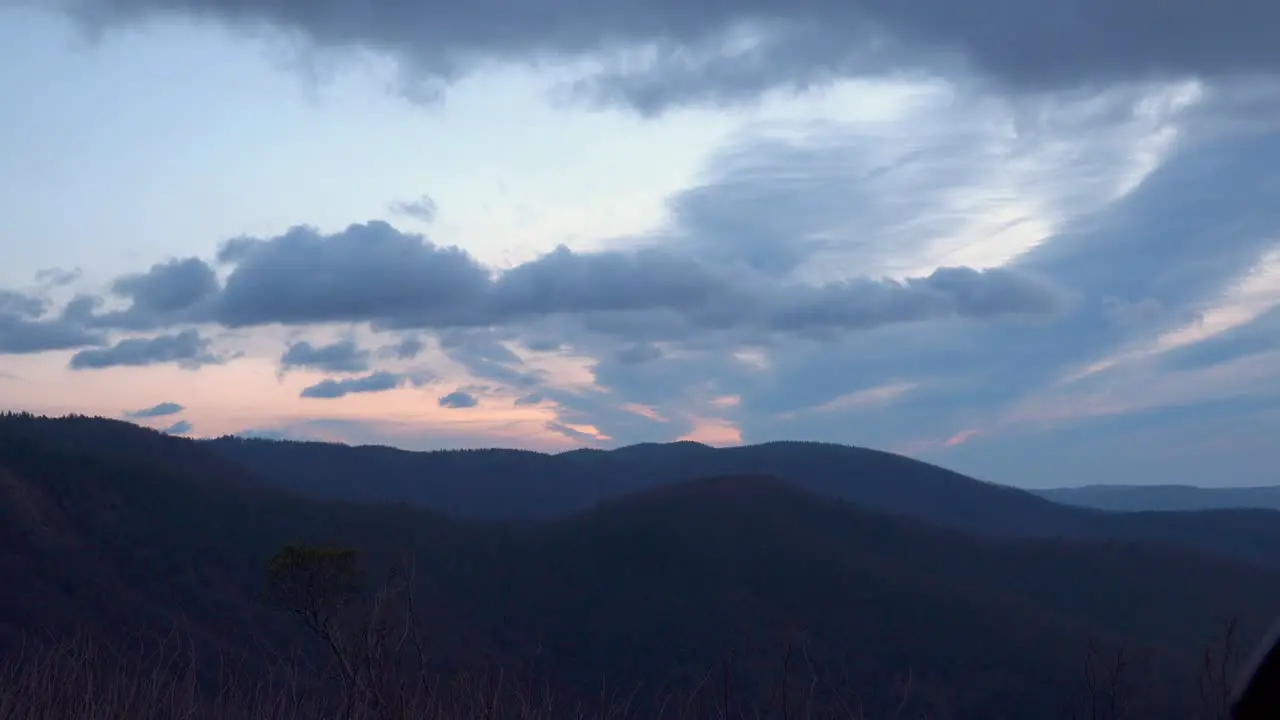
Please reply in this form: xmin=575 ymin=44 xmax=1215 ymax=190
xmin=4 ymin=415 xmax=1280 ymax=718
xmin=496 ymin=476 xmax=1280 ymax=718
xmin=1038 ymin=483 xmax=1280 ymax=512
xmin=0 ymin=413 xmax=486 ymax=664
xmin=205 ymin=433 xmax=1280 ymax=569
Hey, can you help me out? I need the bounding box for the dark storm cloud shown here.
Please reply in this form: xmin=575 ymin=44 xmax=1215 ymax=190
xmin=44 ymin=0 xmax=1280 ymax=113
xmin=438 ymin=390 xmax=479 ymax=409
xmin=280 ymin=339 xmax=371 ymax=373
xmin=68 ymin=329 xmax=226 ymax=370
xmin=124 ymin=401 xmax=185 ymax=419
xmin=300 ymin=370 xmax=431 ymax=399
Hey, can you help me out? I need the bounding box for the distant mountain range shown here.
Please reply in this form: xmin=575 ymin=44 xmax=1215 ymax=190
xmin=3 ymin=412 xmax=1279 ymax=719
xmin=1035 ymin=484 xmax=1280 ymax=512
xmin=192 ymin=433 xmax=1280 ymax=570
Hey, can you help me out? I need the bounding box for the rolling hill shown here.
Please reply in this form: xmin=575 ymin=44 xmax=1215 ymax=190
xmin=3 ymin=413 xmax=1279 ymax=718
xmin=1037 ymin=483 xmax=1280 ymax=513
xmin=201 ymin=432 xmax=1280 ymax=570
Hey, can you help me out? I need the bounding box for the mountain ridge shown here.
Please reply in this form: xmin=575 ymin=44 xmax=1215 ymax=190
xmin=195 ymin=427 xmax=1280 ymax=571
xmin=1037 ymin=483 xmax=1280 ymax=512
xmin=3 ymin=413 xmax=1279 ymax=718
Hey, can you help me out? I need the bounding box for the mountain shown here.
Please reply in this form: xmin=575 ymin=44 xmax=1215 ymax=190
xmin=495 ymin=475 xmax=1280 ymax=717
xmin=204 ymin=435 xmax=1090 ymax=531
xmin=1037 ymin=484 xmax=1280 ymax=512
xmin=4 ymin=413 xmax=1280 ymax=719
xmin=0 ymin=412 xmax=485 ymax=666
xmin=3 ymin=412 xmax=269 ymax=491
xmin=203 ymin=433 xmax=1280 ymax=570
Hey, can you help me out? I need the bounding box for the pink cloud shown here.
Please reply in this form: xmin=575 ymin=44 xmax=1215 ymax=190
xmin=677 ymin=417 xmax=742 ymax=446
xmin=943 ymin=428 xmax=980 ymax=447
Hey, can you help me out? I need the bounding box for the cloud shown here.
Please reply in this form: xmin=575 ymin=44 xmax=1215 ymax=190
xmin=614 ymin=342 xmax=662 ymax=365
xmin=213 ymin=222 xmax=491 ymax=328
xmin=522 ymin=337 xmax=563 ymax=352
xmin=437 ymin=328 xmax=544 ymax=388
xmin=492 ymin=245 xmax=1062 ymax=335
xmin=232 ymin=417 xmax=560 ymax=451
xmin=6 ymin=69 xmax=1277 ymax=484
xmin=389 ymin=194 xmax=438 ymax=223
xmin=0 ymin=291 xmax=48 ymax=318
xmin=0 ymin=314 xmax=105 ymax=354
xmin=545 ymin=420 xmax=605 ymax=444
xmin=50 ymin=0 xmax=1280 ymax=114
xmin=1156 ymin=306 xmax=1280 ymax=373
xmin=383 ymin=335 xmax=426 ymax=360
xmin=68 ymin=329 xmax=227 ymax=370
xmin=64 ymin=221 xmax=1058 ymax=339
xmin=34 ymin=267 xmax=83 ymax=288
xmin=280 ymin=339 xmax=371 ymax=373
xmin=96 ymin=257 xmax=221 ymax=329
xmin=0 ymin=291 xmax=102 ymax=355
xmin=1101 ymin=297 xmax=1167 ymax=328
xmin=300 ymin=370 xmax=432 ymax=399
xmin=438 ymin=390 xmax=479 ymax=409
xmin=457 ymin=87 xmax=1280 ymax=457
xmin=124 ymin=401 xmax=185 ymax=419
xmin=161 ymin=420 xmax=193 ymax=435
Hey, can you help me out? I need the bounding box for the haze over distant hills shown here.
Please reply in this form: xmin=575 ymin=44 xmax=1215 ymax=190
xmin=1036 ymin=484 xmax=1280 ymax=513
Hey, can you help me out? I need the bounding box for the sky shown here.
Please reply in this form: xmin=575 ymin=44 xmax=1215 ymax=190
xmin=2 ymin=0 xmax=1279 ymax=489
